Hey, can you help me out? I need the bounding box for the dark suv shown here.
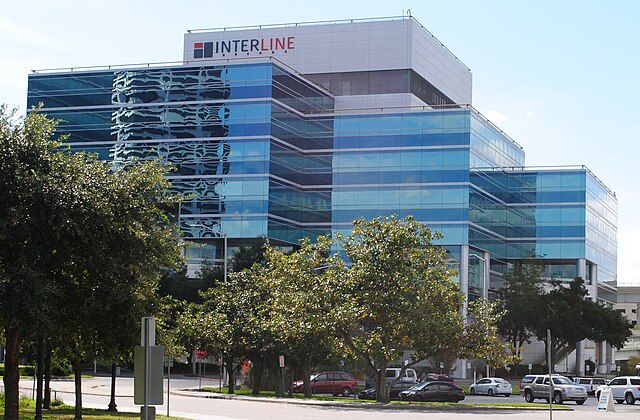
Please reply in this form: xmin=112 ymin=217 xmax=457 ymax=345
xmin=293 ymin=371 xmax=358 ymax=397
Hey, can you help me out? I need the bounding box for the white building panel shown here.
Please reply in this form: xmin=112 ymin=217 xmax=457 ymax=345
xmin=184 ymin=17 xmax=472 ymax=105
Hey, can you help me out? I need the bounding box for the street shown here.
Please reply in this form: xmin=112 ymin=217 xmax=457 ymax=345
xmin=16 ymin=376 xmax=639 ymax=420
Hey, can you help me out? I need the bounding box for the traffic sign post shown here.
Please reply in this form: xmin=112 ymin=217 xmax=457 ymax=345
xmin=279 ymin=355 xmax=285 ymax=398
xmin=134 ymin=317 xmax=164 ymax=420
xmin=195 ymin=349 xmax=207 ymax=390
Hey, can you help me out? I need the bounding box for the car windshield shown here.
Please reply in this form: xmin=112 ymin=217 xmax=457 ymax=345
xmin=494 ymin=378 xmax=508 ymax=383
xmin=552 ymin=377 xmax=573 ymax=385
xmin=310 ymin=374 xmax=318 ymax=381
xmin=411 ymin=382 xmax=429 ymax=390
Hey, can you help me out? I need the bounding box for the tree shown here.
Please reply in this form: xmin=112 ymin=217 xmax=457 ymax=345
xmin=0 ymin=107 xmax=182 ymax=419
xmin=335 ymin=215 xmax=507 ymax=402
xmin=497 ymin=259 xmax=545 ymax=375
xmin=229 ymin=236 xmax=269 ymax=272
xmin=626 ymin=356 xmax=640 ymax=375
xmin=262 ymin=236 xmax=345 ymax=397
xmin=48 ymin=150 xmax=181 ymax=419
xmin=535 ymin=278 xmax=632 ymax=368
xmin=0 ymin=106 xmax=71 ymax=419
xmin=177 ymin=266 xmax=272 ymax=395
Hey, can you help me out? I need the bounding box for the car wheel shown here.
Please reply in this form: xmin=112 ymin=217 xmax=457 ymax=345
xmin=553 ymin=392 xmax=563 ymax=404
xmin=469 ymin=387 xmax=476 ymax=395
xmin=414 ymin=395 xmax=423 ymax=402
xmin=616 ymin=399 xmax=624 ymax=404
xmin=505 ymin=394 xmax=511 ymax=397
xmin=341 ymin=387 xmax=352 ymax=397
xmin=524 ymin=390 xmax=534 ymax=403
xmin=595 ymin=391 xmax=600 ymax=400
xmin=488 ymin=388 xmax=494 ymax=397
xmin=625 ymin=393 xmax=636 ymax=405
xmin=576 ymin=399 xmax=586 ymax=405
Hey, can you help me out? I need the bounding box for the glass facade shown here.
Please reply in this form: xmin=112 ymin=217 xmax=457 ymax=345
xmin=27 ymin=59 xmax=617 ymax=289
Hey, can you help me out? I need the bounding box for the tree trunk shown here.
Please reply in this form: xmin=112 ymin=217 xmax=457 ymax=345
xmin=44 ymin=347 xmax=52 ymax=409
xmin=251 ymin=359 xmax=263 ymax=395
xmin=375 ymin=364 xmax=389 ymax=403
xmin=3 ymin=326 xmax=20 ymax=420
xmin=225 ymin=357 xmax=235 ymax=394
xmin=72 ymin=358 xmax=83 ymax=420
xmin=35 ymin=336 xmax=46 ymax=420
xmin=107 ymin=363 xmax=117 ymax=412
xmin=302 ymin=363 xmax=312 ymax=398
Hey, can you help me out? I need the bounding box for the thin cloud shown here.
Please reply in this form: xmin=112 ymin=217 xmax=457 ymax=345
xmin=483 ymin=109 xmax=508 ymax=125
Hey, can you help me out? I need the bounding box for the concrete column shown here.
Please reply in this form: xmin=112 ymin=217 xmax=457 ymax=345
xmin=483 ymin=250 xmax=491 ymax=300
xmin=589 ymin=263 xmax=597 ymax=286
xmin=575 ymin=340 xmax=585 ymax=376
xmin=577 ymin=258 xmax=587 ymax=280
xmin=575 ymin=259 xmax=586 ymax=376
xmin=586 ymin=263 xmax=598 ymax=300
xmin=459 ymin=245 xmax=469 ymax=380
xmin=598 ymin=341 xmax=608 ymax=374
xmin=460 ymin=245 xmax=469 ymax=319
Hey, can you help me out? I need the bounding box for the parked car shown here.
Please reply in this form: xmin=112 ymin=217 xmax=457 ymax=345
xmin=520 ymin=374 xmax=587 ymax=405
xmin=594 ymin=376 xmax=640 ymax=404
xmin=399 ymin=381 xmax=465 ymax=402
xmin=469 ymin=377 xmax=513 ymax=397
xmin=358 ymin=378 xmax=417 ymax=400
xmin=365 ymin=367 xmax=418 ymax=389
xmin=420 ymin=373 xmax=455 ymax=383
xmin=574 ymin=377 xmax=607 ymax=395
xmin=292 ymin=371 xmax=358 ymax=396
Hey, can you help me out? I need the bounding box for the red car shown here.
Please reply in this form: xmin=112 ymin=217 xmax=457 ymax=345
xmin=293 ymin=371 xmax=358 ymax=397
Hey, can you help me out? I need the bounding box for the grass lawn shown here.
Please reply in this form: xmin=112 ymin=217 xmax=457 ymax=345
xmin=199 ymin=387 xmax=569 ymax=409
xmin=0 ymin=396 xmax=187 ymax=419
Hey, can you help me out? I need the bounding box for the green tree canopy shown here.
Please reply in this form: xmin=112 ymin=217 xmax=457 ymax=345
xmin=535 ymin=278 xmax=632 ymax=366
xmin=497 ymin=259 xmax=545 ymax=372
xmin=0 ymin=107 xmax=182 ymax=419
xmin=335 ymin=215 xmax=508 ymax=402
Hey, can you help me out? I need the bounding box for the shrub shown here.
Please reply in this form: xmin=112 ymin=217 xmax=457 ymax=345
xmin=51 ymin=364 xmax=71 ymax=377
xmin=20 ymin=366 xmax=35 ymax=376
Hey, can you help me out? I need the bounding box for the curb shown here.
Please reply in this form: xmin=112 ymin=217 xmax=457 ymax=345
xmin=169 ymin=389 xmax=574 ymax=412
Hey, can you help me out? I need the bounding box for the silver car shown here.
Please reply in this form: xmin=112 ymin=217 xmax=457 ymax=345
xmin=521 ymin=374 xmax=587 ymax=405
xmin=469 ymin=377 xmax=513 ymax=397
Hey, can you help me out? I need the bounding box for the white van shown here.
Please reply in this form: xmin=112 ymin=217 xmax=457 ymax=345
xmin=575 ymin=377 xmax=606 ymax=395
xmin=386 ymin=367 xmax=418 ymax=382
xmin=366 ymin=367 xmax=418 ymax=388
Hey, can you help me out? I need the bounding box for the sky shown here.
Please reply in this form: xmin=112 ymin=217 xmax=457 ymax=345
xmin=1 ymin=0 xmax=638 ymax=285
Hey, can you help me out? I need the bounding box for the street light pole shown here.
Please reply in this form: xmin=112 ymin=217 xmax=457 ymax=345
xmin=223 ymin=233 xmax=227 ymax=284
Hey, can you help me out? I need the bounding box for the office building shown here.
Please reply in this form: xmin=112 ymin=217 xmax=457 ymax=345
xmin=27 ymin=16 xmax=617 ymax=376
